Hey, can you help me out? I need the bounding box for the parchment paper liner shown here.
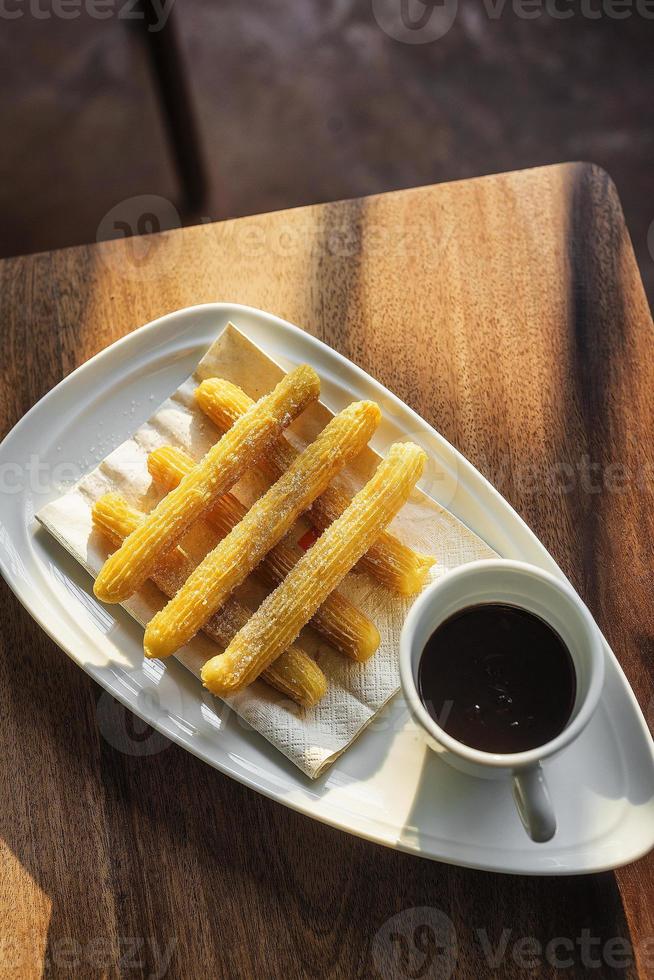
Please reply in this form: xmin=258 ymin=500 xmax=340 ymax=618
xmin=37 ymin=323 xmax=494 ymax=777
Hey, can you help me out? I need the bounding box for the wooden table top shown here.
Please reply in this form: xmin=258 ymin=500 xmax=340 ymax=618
xmin=1 ymin=163 xmax=653 ymax=979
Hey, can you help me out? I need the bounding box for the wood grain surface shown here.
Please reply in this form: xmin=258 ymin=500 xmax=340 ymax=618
xmin=1 ymin=163 xmax=654 ymax=979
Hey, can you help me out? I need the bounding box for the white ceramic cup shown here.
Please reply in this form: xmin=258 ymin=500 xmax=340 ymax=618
xmin=399 ymin=559 xmax=605 ymax=843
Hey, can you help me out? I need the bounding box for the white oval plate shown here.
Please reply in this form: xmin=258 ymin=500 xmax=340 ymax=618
xmin=2 ymin=303 xmax=653 ymax=875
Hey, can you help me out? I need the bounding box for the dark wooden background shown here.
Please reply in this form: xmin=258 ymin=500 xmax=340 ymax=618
xmin=1 ymin=163 xmax=653 ymax=978
xmin=4 ymin=8 xmax=654 ymax=309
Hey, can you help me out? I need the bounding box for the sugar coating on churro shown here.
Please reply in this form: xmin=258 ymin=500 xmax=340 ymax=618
xmin=197 ymin=378 xmax=435 ymax=594
xmin=143 ymin=399 xmax=381 ymax=660
xmin=201 ymin=442 xmax=427 ymax=697
xmin=147 ymin=444 xmax=380 ymax=661
xmin=92 ymin=492 xmax=327 ymax=707
xmin=93 ymin=364 xmax=320 ymax=603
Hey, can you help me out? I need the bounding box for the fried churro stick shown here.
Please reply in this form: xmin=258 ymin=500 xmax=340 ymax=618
xmin=92 ymin=493 xmax=327 ymax=707
xmin=147 ymin=445 xmax=380 ymax=661
xmin=143 ymin=400 xmax=381 ymax=660
xmin=201 ymin=443 xmax=426 ymax=696
xmin=93 ymin=365 xmax=320 ymax=604
xmin=196 ymin=378 xmax=435 ymax=595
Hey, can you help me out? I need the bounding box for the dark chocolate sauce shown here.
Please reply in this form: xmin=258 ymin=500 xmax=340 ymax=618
xmin=417 ymin=603 xmax=576 ymax=754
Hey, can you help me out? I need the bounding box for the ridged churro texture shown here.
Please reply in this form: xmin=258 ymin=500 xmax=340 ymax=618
xmin=143 ymin=400 xmax=381 ymax=660
xmin=93 ymin=364 xmax=320 ymax=603
xmin=201 ymin=442 xmax=426 ymax=697
xmin=92 ymin=492 xmax=327 ymax=707
xmin=147 ymin=445 xmax=380 ymax=661
xmin=197 ymin=378 xmax=435 ymax=594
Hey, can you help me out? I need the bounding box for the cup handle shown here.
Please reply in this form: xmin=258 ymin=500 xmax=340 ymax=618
xmin=512 ymin=764 xmax=556 ymax=843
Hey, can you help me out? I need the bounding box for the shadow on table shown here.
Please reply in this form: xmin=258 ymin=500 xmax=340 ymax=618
xmin=1 ymin=173 xmax=649 ymax=978
xmin=0 ymin=575 xmax=641 ymax=979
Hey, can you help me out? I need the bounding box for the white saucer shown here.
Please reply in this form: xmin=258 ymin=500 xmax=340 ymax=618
xmin=1 ymin=303 xmax=653 ymax=875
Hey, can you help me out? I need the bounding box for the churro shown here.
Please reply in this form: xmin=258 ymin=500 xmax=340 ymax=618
xmin=93 ymin=364 xmax=320 ymax=603
xmin=196 ymin=378 xmax=434 ymax=594
xmin=143 ymin=400 xmax=381 ymax=660
xmin=201 ymin=443 xmax=426 ymax=696
xmin=147 ymin=445 xmax=380 ymax=661
xmin=92 ymin=492 xmax=327 ymax=707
